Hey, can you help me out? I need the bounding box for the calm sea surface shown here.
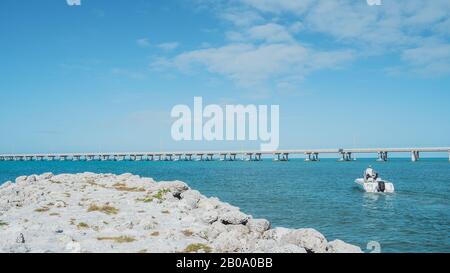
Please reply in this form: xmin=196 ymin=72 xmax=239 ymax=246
xmin=0 ymin=158 xmax=449 ymax=253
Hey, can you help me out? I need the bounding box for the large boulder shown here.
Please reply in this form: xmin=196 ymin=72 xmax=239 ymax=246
xmin=200 ymin=210 xmax=219 ymax=224
xmin=272 ymin=244 xmax=307 ymax=253
xmin=246 ymin=219 xmax=271 ymax=234
xmin=157 ymin=181 xmax=189 ymax=197
xmin=179 ymin=190 xmax=202 ymax=209
xmin=219 ymin=211 xmax=249 ymax=225
xmin=204 ymin=221 xmax=227 ymax=240
xmin=326 ymin=240 xmax=363 ymax=253
xmin=262 ymin=227 xmax=291 ymax=241
xmin=280 ymin=228 xmax=328 ymax=253
xmin=212 ymin=230 xmax=248 ymax=252
xmin=0 ymin=181 xmax=13 ymax=190
xmin=15 ymin=176 xmax=28 ymax=186
xmin=198 ymin=197 xmax=221 ymax=210
xmin=38 ymin=173 xmax=54 ymax=180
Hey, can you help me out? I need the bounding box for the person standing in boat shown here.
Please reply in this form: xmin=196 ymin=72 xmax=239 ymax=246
xmin=364 ymin=165 xmax=378 ymax=181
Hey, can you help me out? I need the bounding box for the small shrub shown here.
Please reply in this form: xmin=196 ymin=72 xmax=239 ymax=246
xmin=97 ymin=236 xmax=135 ymax=243
xmin=183 ymin=243 xmax=212 ymax=253
xmin=136 ymin=189 xmax=171 ymax=203
xmin=34 ymin=207 xmax=50 ymax=212
xmin=112 ymin=182 xmax=145 ymax=192
xmin=87 ymin=204 xmax=119 ymax=215
xmin=77 ymin=222 xmax=89 ymax=229
xmin=153 ymin=189 xmax=170 ymax=200
xmin=182 ymin=230 xmax=194 ymax=237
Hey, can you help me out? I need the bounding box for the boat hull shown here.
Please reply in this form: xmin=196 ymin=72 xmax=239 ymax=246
xmin=355 ymin=178 xmax=395 ymax=193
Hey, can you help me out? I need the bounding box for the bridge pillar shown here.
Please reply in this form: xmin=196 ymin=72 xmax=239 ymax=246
xmin=255 ymin=153 xmax=262 ymax=161
xmin=376 ymin=152 xmax=388 ymax=162
xmin=273 ymin=153 xmax=280 ymax=161
xmin=230 ymin=153 xmax=237 ymax=161
xmin=313 ymin=153 xmax=319 ymax=161
xmin=340 ymin=152 xmax=352 ymax=161
xmin=280 ymin=153 xmax=289 ymax=161
xmin=305 ymin=153 xmax=311 ymax=162
xmin=411 ymin=151 xmax=420 ymax=162
xmin=245 ymin=153 xmax=253 ymax=161
xmin=377 ymin=152 xmax=383 ymax=161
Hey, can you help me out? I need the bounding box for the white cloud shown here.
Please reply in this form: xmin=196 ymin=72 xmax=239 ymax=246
xmin=157 ymin=42 xmax=180 ymax=51
xmin=247 ymin=23 xmax=294 ymax=43
xmin=242 ymin=0 xmax=450 ymax=76
xmin=241 ymin=0 xmax=314 ymax=14
xmin=165 ymin=43 xmax=353 ymax=86
xmin=136 ymin=38 xmax=150 ymax=47
xmin=221 ymin=9 xmax=264 ymax=26
xmin=289 ymin=21 xmax=303 ymax=33
xmin=401 ymin=42 xmax=450 ymax=75
xmin=153 ymin=0 xmax=450 ymax=90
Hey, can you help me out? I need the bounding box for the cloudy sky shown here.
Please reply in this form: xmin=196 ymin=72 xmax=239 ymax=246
xmin=0 ymin=0 xmax=449 ymax=153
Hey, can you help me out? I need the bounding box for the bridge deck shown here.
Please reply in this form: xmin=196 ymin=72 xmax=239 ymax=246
xmin=0 ymin=147 xmax=448 ymax=161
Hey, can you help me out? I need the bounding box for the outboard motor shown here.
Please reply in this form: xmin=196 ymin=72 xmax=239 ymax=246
xmin=377 ymin=181 xmax=386 ymax=192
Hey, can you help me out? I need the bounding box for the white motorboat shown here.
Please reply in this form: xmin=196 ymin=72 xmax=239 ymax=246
xmin=355 ymin=178 xmax=395 ymax=193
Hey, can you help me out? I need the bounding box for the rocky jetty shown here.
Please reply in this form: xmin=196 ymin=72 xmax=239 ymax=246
xmin=0 ymin=173 xmax=362 ymax=253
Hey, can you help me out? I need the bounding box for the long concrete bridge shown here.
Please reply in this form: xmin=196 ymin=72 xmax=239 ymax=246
xmin=0 ymin=147 xmax=449 ymax=162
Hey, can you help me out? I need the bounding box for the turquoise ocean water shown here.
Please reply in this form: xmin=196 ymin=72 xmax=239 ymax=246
xmin=0 ymin=158 xmax=449 ymax=253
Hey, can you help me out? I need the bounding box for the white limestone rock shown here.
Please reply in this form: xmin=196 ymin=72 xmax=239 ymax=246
xmin=247 ymin=218 xmax=271 ymax=234
xmin=0 ymin=172 xmax=361 ymax=253
xmin=200 ymin=210 xmax=219 ymax=224
xmin=262 ymin=227 xmax=291 ymax=241
xmin=157 ymin=181 xmax=189 ymax=197
xmin=179 ymin=190 xmax=202 ymax=210
xmin=326 ymin=239 xmax=363 ymax=253
xmin=219 ymin=210 xmax=249 ymax=225
xmin=280 ymin=228 xmax=328 ymax=253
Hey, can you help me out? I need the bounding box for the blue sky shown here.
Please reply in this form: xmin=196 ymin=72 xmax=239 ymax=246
xmin=0 ymin=0 xmax=449 ymax=154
